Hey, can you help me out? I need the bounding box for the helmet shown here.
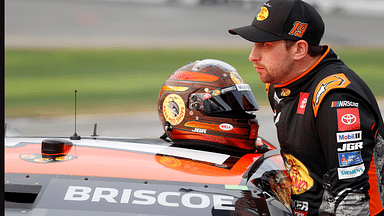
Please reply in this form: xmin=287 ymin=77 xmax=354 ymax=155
xmin=158 ymin=59 xmax=259 ymax=155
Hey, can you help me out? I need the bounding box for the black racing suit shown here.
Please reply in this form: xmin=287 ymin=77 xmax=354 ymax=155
xmin=266 ymin=46 xmax=384 ymax=215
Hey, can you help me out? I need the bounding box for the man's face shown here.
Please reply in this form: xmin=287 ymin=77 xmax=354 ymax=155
xmin=249 ymin=40 xmax=295 ymax=84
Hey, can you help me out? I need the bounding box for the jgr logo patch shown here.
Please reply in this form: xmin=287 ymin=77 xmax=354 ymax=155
xmin=337 ymin=142 xmax=363 ymax=152
xmin=192 ymin=128 xmax=207 ymax=134
xmin=336 ymin=131 xmax=362 ymax=143
xmin=338 ymin=151 xmax=363 ymax=167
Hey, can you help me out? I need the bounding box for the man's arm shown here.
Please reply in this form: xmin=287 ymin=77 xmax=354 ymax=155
xmin=316 ymin=90 xmax=376 ymax=215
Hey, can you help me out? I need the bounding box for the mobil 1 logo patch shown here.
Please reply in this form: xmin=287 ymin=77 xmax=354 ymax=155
xmin=336 ymin=131 xmax=362 ymax=143
xmin=37 ymin=179 xmax=238 ymax=215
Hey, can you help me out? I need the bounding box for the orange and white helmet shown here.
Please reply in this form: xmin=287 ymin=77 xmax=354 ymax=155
xmin=158 ymin=59 xmax=259 ymax=155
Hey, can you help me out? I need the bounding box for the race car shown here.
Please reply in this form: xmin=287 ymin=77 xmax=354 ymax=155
xmin=5 ymin=59 xmax=293 ymax=215
xmin=5 ymin=132 xmax=292 ymax=215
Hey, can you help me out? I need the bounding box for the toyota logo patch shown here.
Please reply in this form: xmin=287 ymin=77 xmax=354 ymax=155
xmin=337 ymin=108 xmax=360 ymax=131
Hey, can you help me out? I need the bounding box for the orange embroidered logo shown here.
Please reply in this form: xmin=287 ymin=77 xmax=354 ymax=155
xmin=289 ymin=21 xmax=308 ymax=38
xmin=312 ymin=74 xmax=351 ymax=117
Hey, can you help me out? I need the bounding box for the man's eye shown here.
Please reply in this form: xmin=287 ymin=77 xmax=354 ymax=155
xmin=262 ymin=42 xmax=270 ymax=47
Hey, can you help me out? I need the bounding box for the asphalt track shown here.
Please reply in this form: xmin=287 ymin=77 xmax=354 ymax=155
xmin=5 ymin=0 xmax=384 ymax=147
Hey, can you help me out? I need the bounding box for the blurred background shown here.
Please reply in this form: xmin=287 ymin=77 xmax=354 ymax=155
xmin=5 ymin=0 xmax=384 ymax=146
xmin=6 ymin=0 xmax=384 ymax=48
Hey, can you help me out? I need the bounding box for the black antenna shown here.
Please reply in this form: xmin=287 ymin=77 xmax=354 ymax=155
xmin=91 ymin=123 xmax=99 ymax=138
xmin=70 ymin=90 xmax=81 ymax=140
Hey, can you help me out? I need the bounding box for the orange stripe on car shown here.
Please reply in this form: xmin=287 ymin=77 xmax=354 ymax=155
xmin=5 ymin=143 xmax=262 ymax=185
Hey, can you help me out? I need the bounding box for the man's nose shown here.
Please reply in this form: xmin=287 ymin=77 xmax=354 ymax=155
xmin=249 ymin=44 xmax=261 ymax=62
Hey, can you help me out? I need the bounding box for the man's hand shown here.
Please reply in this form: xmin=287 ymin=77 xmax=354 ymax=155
xmin=255 ymin=137 xmax=269 ymax=153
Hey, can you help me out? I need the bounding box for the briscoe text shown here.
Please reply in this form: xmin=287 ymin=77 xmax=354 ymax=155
xmin=64 ymin=186 xmax=235 ymax=210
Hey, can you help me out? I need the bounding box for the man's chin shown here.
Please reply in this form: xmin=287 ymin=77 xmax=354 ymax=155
xmin=258 ymin=74 xmax=270 ymax=84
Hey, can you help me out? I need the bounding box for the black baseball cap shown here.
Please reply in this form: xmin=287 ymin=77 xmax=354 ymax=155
xmin=228 ymin=0 xmax=325 ymax=46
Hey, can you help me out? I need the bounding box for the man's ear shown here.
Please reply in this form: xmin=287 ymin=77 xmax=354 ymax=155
xmin=292 ymin=40 xmax=308 ymax=61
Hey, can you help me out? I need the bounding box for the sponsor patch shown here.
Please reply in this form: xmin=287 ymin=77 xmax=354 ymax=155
xmin=163 ymin=94 xmax=186 ymax=126
xmin=283 ymin=154 xmax=314 ymax=195
xmin=212 ymin=90 xmax=221 ymax=96
xmin=337 ymin=142 xmax=363 ymax=152
xmin=293 ymin=210 xmax=308 ymax=216
xmin=219 ymin=123 xmax=233 ymax=131
xmin=256 ymin=6 xmax=269 ymax=21
xmin=338 ymin=163 xmax=365 ymax=180
xmin=337 ymin=108 xmax=360 ymax=131
xmin=281 ymin=88 xmax=291 ymax=97
xmin=331 ymin=100 xmax=359 ymax=108
xmin=235 ymin=84 xmax=251 ymax=91
xmin=297 ymin=92 xmax=309 ymax=115
xmin=338 ymin=151 xmax=363 ymax=167
xmin=336 ymin=131 xmax=362 ymax=143
xmin=203 ymin=92 xmax=211 ymax=100
xmin=221 ymin=86 xmax=236 ymax=94
xmin=230 ymin=72 xmax=244 ymax=84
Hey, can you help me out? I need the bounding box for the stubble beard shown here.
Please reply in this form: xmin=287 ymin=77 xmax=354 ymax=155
xmin=258 ymin=57 xmax=295 ymax=84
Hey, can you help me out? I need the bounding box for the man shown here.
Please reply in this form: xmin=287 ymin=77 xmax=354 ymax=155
xmin=228 ymin=0 xmax=384 ymax=215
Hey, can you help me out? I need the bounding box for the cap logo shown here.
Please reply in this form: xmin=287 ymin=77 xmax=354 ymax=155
xmin=289 ymin=21 xmax=308 ymax=38
xmin=263 ymin=3 xmax=272 ymax=7
xmin=256 ymin=6 xmax=269 ymax=21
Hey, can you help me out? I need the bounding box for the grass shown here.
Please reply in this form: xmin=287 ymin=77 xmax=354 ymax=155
xmin=5 ymin=47 xmax=384 ymax=118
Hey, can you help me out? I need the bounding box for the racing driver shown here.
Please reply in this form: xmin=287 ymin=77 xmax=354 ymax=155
xmin=228 ymin=0 xmax=384 ymax=215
